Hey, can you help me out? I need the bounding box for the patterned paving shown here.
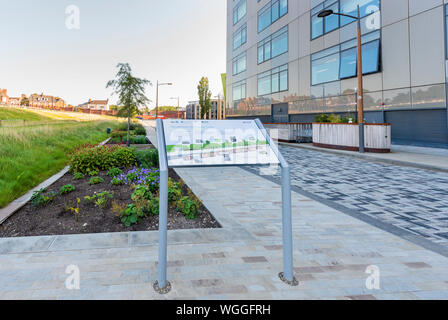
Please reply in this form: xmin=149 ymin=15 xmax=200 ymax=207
xmin=248 ymin=146 xmax=448 ymax=247
xmin=1 ymin=166 xmax=448 ymax=300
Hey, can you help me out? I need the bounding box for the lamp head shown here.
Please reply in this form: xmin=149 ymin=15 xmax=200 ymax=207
xmin=318 ymin=9 xmax=334 ymax=18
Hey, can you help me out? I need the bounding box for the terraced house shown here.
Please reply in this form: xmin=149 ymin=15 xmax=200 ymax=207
xmin=226 ymin=0 xmax=448 ymax=147
xmin=29 ymin=93 xmax=66 ymax=109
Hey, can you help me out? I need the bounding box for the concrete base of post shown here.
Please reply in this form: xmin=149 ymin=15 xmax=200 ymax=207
xmin=153 ymin=280 xmax=172 ymax=295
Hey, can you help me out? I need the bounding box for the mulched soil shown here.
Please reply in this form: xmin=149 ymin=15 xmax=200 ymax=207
xmin=0 ymin=145 xmax=221 ymax=238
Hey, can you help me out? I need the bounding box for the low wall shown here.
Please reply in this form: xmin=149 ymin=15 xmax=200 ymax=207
xmin=313 ymin=123 xmax=391 ymax=153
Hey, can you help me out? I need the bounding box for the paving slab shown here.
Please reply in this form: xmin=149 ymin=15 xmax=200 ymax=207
xmin=0 ymin=123 xmax=447 ymax=299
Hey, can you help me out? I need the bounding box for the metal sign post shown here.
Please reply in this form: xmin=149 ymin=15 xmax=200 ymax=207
xmin=153 ymin=119 xmax=297 ymax=294
xmin=254 ymin=119 xmax=296 ymax=285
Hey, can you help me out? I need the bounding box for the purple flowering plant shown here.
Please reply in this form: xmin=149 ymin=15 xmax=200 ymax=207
xmin=113 ymin=167 xmax=160 ymax=192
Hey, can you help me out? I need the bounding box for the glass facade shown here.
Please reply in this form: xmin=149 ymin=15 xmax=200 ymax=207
xmin=233 ymin=0 xmax=246 ymax=25
xmin=232 ymin=53 xmax=246 ymax=75
xmin=311 ymin=30 xmax=381 ymax=85
xmin=257 ymin=64 xmax=288 ymax=96
xmin=258 ymin=26 xmax=288 ymax=64
xmin=227 ymin=0 xmax=448 ymax=123
xmin=311 ymin=0 xmax=380 ymax=39
xmin=232 ymin=80 xmax=246 ymax=104
xmin=258 ymin=0 xmax=288 ymax=33
xmin=233 ymin=24 xmax=247 ymax=50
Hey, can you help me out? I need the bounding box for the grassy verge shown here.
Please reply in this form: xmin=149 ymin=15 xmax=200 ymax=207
xmin=0 ymin=107 xmax=52 ymax=121
xmin=0 ymin=121 xmax=119 ymax=208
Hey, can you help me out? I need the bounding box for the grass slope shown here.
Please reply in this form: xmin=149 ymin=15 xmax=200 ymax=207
xmin=0 ymin=107 xmax=52 ymax=121
xmin=0 ymin=121 xmax=119 ymax=208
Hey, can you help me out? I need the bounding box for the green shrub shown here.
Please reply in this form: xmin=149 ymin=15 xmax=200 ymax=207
xmin=87 ymin=170 xmax=99 ymax=177
xmin=84 ymin=191 xmax=114 ymax=209
xmin=134 ymin=126 xmax=146 ymax=136
xmin=111 ymin=177 xmax=124 ymax=186
xmin=131 ymin=185 xmax=153 ymax=202
xmin=130 ymin=185 xmax=159 ymax=218
xmin=31 ymin=188 xmax=57 ymax=207
xmin=136 ymin=149 xmax=159 ymax=168
xmin=89 ymin=176 xmax=104 ymax=185
xmin=118 ymin=122 xmax=145 ymax=132
xmin=69 ymin=145 xmax=137 ymax=174
xmin=315 ymin=114 xmax=331 ymax=123
xmin=176 ymin=196 xmax=199 ymax=219
xmin=129 ymin=136 xmax=147 ymax=144
xmin=107 ymin=168 xmax=123 ymax=177
xmin=60 ymin=184 xmax=75 ymax=195
xmin=73 ymin=172 xmax=85 ymax=180
xmin=168 ymin=179 xmax=182 ymax=204
xmin=315 ymin=114 xmax=354 ymax=124
xmin=120 ymin=204 xmax=145 ymax=227
xmin=111 ymin=130 xmax=126 ymax=139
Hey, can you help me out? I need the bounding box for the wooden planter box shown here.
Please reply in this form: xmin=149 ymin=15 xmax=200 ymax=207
xmin=313 ymin=123 xmax=391 ymax=153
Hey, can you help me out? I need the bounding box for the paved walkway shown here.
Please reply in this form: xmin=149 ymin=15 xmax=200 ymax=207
xmin=286 ymin=143 xmax=448 ymax=172
xmin=0 ymin=123 xmax=447 ymax=299
xmin=1 ymin=166 xmax=448 ymax=299
xmin=245 ymin=145 xmax=448 ymax=251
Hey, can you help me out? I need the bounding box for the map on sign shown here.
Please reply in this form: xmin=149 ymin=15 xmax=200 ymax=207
xmin=162 ymin=120 xmax=280 ymax=167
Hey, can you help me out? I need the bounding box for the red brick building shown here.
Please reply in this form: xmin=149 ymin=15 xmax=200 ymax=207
xmin=29 ymin=93 xmax=66 ymax=109
xmin=0 ymin=89 xmax=8 ymax=105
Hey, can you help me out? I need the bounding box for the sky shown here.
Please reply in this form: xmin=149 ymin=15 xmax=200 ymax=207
xmin=0 ymin=0 xmax=227 ymax=108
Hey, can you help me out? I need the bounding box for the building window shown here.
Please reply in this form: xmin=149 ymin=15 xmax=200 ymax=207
xmin=258 ymin=64 xmax=288 ymax=96
xmin=233 ymin=0 xmax=247 ymax=25
xmin=311 ymin=0 xmax=380 ymax=40
xmin=232 ymin=53 xmax=247 ymax=75
xmin=258 ymin=0 xmax=288 ymax=33
xmin=311 ymin=30 xmax=380 ymax=85
xmin=233 ymin=24 xmax=247 ymax=50
xmin=258 ymin=26 xmax=288 ymax=64
xmin=233 ymin=80 xmax=246 ymax=102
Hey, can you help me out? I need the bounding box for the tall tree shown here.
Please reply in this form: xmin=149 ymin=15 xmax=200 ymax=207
xmin=197 ymin=77 xmax=212 ymax=119
xmin=20 ymin=97 xmax=29 ymax=106
xmin=106 ymin=63 xmax=151 ymax=146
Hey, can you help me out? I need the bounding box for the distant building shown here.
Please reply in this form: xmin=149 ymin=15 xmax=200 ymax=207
xmin=29 ymin=93 xmax=66 ymax=109
xmin=186 ymin=99 xmax=226 ymax=120
xmin=79 ymin=99 xmax=109 ymax=110
xmin=144 ymin=109 xmax=185 ymax=119
xmin=8 ymin=97 xmax=21 ymax=106
xmin=0 ymin=89 xmax=8 ymax=105
xmin=186 ymin=102 xmax=201 ymax=120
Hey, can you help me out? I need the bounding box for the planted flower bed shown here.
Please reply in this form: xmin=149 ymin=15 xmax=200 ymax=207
xmin=0 ymin=130 xmax=220 ymax=238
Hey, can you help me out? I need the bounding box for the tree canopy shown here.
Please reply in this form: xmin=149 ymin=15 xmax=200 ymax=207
xmin=106 ymin=63 xmax=151 ymax=145
xmin=197 ymin=77 xmax=212 ymax=119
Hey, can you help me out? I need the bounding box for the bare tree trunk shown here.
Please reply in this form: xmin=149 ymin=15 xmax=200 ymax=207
xmin=127 ymin=109 xmax=131 ymax=147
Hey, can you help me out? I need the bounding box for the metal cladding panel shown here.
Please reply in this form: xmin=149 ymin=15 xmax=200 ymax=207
xmin=385 ymin=109 xmax=448 ymax=145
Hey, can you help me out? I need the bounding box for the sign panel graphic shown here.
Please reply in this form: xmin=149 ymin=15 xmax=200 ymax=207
xmin=162 ymin=120 xmax=280 ymax=167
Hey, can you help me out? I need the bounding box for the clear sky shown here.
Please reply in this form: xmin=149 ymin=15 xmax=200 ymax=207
xmin=0 ymin=0 xmax=227 ymax=108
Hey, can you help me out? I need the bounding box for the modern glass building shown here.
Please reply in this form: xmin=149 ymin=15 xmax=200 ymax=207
xmin=226 ymin=0 xmax=448 ymax=147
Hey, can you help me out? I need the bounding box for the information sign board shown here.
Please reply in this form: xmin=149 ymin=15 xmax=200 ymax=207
xmin=162 ymin=120 xmax=280 ymax=167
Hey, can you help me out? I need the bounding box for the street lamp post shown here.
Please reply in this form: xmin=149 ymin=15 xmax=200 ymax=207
xmin=318 ymin=5 xmax=365 ymax=153
xmin=156 ymin=81 xmax=173 ymax=119
xmin=170 ymin=96 xmax=180 ymax=119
